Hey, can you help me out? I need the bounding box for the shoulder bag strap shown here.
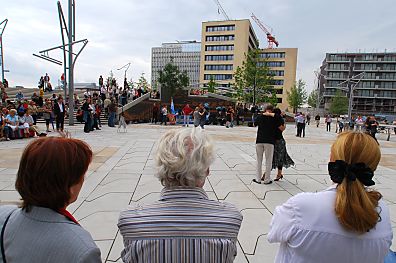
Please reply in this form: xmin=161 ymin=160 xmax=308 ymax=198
xmin=1 ymin=212 xmax=14 ymax=263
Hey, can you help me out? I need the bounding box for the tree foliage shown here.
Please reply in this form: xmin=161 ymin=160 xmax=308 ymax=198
xmin=206 ymin=76 xmax=216 ymax=93
xmin=287 ymin=79 xmax=307 ymax=113
xmin=158 ymin=60 xmax=189 ymax=101
xmin=137 ymin=73 xmax=149 ymax=91
xmin=329 ymin=90 xmax=348 ymax=115
xmin=233 ymin=49 xmax=273 ymax=105
xmin=307 ymin=89 xmax=318 ymax=108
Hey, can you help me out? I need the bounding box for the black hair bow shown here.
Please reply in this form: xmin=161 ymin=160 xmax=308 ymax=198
xmin=328 ymin=160 xmax=375 ymax=186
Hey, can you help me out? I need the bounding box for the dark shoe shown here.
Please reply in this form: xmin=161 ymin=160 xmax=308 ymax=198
xmin=263 ymin=180 xmax=273 ymax=185
xmin=39 ymin=133 xmax=47 ymax=137
xmin=274 ymin=175 xmax=283 ymax=181
xmin=252 ymin=179 xmax=261 ymax=184
xmin=261 ymin=173 xmax=266 ymax=181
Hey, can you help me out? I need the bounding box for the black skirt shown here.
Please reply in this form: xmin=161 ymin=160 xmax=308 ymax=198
xmin=272 ymin=138 xmax=295 ymax=169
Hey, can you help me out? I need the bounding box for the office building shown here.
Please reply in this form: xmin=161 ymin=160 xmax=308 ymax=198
xmin=319 ymin=52 xmax=396 ymax=114
xmin=199 ymin=19 xmax=259 ymax=89
xmin=259 ymin=48 xmax=298 ymax=110
xmin=151 ymin=41 xmax=201 ymax=89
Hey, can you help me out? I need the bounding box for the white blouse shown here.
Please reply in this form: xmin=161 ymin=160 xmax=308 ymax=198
xmin=268 ymin=185 xmax=393 ymax=263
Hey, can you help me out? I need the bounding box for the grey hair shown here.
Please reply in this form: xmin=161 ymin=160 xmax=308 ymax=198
xmin=155 ymin=128 xmax=215 ymax=187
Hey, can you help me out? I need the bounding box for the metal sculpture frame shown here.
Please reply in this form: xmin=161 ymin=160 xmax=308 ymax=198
xmin=33 ymin=0 xmax=88 ymax=125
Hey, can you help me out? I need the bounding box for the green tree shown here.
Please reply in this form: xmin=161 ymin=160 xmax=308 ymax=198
xmin=158 ymin=60 xmax=189 ymax=102
xmin=307 ymin=89 xmax=318 ymax=108
xmin=329 ymin=90 xmax=348 ymax=115
xmin=233 ymin=48 xmax=273 ymax=105
xmin=137 ymin=73 xmax=149 ymax=91
xmin=287 ymin=79 xmax=307 ymax=113
xmin=206 ymin=76 xmax=216 ymax=93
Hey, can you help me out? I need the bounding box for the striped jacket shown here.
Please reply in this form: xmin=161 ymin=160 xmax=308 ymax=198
xmin=118 ymin=187 xmax=242 ymax=263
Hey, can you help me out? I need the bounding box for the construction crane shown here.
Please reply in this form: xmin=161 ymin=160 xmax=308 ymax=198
xmin=212 ymin=0 xmax=230 ymax=20
xmin=251 ymin=13 xmax=279 ymax=49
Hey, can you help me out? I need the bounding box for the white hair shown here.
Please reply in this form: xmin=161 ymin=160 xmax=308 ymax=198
xmin=155 ymin=128 xmax=215 ymax=187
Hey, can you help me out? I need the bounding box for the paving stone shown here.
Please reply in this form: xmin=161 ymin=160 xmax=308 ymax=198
xmin=238 ymin=208 xmax=273 ymax=255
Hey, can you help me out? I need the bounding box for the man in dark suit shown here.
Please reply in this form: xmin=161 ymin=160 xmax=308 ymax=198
xmin=53 ymin=95 xmax=65 ymax=132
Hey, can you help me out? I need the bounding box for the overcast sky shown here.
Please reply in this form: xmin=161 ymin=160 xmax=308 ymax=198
xmin=1 ymin=0 xmax=396 ymax=92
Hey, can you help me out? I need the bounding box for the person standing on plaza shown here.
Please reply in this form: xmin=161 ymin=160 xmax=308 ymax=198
xmin=42 ymin=100 xmax=53 ymax=132
xmin=295 ymin=113 xmax=305 ymax=137
xmin=306 ymin=113 xmax=311 ymax=125
xmin=268 ymin=132 xmax=392 ymax=263
xmin=182 ymin=103 xmax=193 ymax=127
xmin=53 ymin=95 xmax=65 ymax=132
xmin=82 ymin=98 xmax=93 ymax=133
xmin=28 ymin=100 xmax=38 ymax=125
xmin=272 ymin=109 xmax=294 ymax=181
xmin=225 ymin=106 xmax=234 ymax=128
xmin=160 ymin=105 xmax=168 ymax=125
xmin=193 ymin=107 xmax=200 ymax=128
xmin=152 ymin=103 xmax=159 ymax=124
xmin=198 ymin=104 xmax=207 ymax=129
xmin=99 ymin=75 xmax=103 ymax=87
xmin=107 ymin=99 xmax=117 ymax=128
xmin=44 ymin=73 xmax=51 ymax=92
xmin=100 ymin=84 xmax=107 ymax=103
xmin=253 ymin=104 xmax=283 ymax=185
xmin=365 ymin=116 xmax=378 ymax=142
xmin=325 ymin=114 xmax=332 ymax=132
xmin=315 ymin=114 xmax=320 ymax=127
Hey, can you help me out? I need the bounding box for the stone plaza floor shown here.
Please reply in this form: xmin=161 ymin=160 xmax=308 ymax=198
xmin=0 ymin=122 xmax=395 ymax=262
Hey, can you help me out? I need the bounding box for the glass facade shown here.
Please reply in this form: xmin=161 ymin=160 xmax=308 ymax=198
xmin=205 ymin=45 xmax=234 ymax=51
xmin=206 ymin=25 xmax=235 ymax=32
xmin=206 ymin=35 xmax=235 ymax=42
xmin=204 ymin=74 xmax=233 ymax=80
xmin=204 ymin=64 xmax=233 ymax=71
xmin=322 ymin=52 xmax=396 ymax=114
xmin=260 ymin=52 xmax=285 ymax=59
xmin=205 ymin=55 xmax=234 ymax=61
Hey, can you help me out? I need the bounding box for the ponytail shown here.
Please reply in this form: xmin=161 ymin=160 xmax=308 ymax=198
xmin=335 ymin=179 xmax=381 ymax=234
xmin=330 ymin=132 xmax=382 ymax=234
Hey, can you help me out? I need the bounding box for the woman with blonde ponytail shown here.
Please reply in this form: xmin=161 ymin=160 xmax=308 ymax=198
xmin=268 ymin=132 xmax=392 ymax=263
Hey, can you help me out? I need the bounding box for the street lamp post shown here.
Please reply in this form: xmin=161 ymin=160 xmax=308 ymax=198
xmin=0 ymin=19 xmax=8 ymax=83
xmin=117 ymin=62 xmax=131 ymax=81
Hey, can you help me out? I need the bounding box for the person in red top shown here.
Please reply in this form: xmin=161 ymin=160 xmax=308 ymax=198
xmin=182 ymin=103 xmax=193 ymax=127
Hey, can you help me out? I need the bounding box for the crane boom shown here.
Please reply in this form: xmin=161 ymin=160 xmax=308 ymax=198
xmin=251 ymin=13 xmax=279 ymax=48
xmin=212 ymin=0 xmax=230 ymax=20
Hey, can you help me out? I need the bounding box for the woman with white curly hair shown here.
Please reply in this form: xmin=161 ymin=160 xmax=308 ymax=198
xmin=118 ymin=128 xmax=243 ymax=263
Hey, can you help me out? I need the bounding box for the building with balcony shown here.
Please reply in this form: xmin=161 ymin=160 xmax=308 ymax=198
xmin=151 ymin=41 xmax=201 ymax=90
xmin=319 ymin=52 xmax=396 ymax=115
xmin=199 ymin=19 xmax=259 ymax=90
xmin=258 ymin=48 xmax=298 ymax=110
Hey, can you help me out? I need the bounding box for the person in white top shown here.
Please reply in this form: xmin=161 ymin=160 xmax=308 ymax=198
xmin=268 ymin=131 xmax=393 ymax=263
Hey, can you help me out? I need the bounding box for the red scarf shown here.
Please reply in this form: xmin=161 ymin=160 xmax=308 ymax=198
xmin=57 ymin=208 xmax=79 ymax=225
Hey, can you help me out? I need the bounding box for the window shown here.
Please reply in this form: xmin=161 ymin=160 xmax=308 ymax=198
xmin=206 ymin=25 xmax=235 ymax=32
xmin=259 ymin=52 xmax=285 ymax=59
xmin=276 ymin=88 xmax=283 ymax=94
xmin=268 ymin=70 xmax=284 ymax=77
xmin=328 ymin=54 xmax=348 ymax=61
xmin=206 ymin=35 xmax=235 ymax=42
xmin=204 ymin=74 xmax=233 ymax=81
xmin=205 ymin=45 xmax=234 ymax=51
xmin=205 ymin=55 xmax=234 ymax=61
xmin=258 ymin=61 xmax=285 ymax=67
xmin=204 ymin=64 xmax=233 ymax=71
xmin=277 ymin=98 xmax=283 ymax=103
xmin=328 ymin=72 xmax=348 ymax=79
xmin=270 ymin=80 xmax=284 ymax=85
